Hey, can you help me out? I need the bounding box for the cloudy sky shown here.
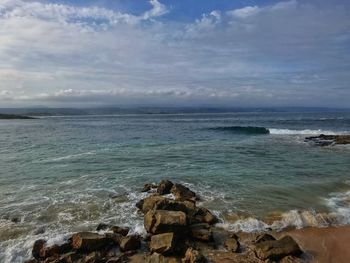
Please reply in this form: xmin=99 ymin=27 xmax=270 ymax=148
xmin=0 ymin=0 xmax=349 ymax=108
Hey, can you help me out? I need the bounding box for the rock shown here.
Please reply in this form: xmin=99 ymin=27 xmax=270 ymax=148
xmin=305 ymin=134 xmax=350 ymax=146
xmin=150 ymin=232 xmax=178 ymax=255
xmin=32 ymin=239 xmax=46 ymax=259
xmin=137 ymin=195 xmax=166 ymax=213
xmin=171 ymin=184 xmax=196 ymax=201
xmin=71 ymin=232 xmax=110 ymax=252
xmin=57 ymin=252 xmax=84 ymax=262
xmin=253 ymin=233 xmax=276 ymax=244
xmin=154 ymin=199 xmax=195 ymax=215
xmin=157 ymin=180 xmax=174 ymax=195
xmin=119 ymin=235 xmax=141 ymax=252
xmin=144 ymin=210 xmax=187 ymax=234
xmin=224 ymin=237 xmax=239 ymax=253
xmin=24 ymin=260 xmax=38 ymax=263
xmin=143 ymin=183 xmax=158 ymax=192
xmin=189 ymin=224 xmax=213 ymax=242
xmin=193 ymin=207 xmax=218 ymax=225
xmin=111 ymin=226 xmax=130 ymax=236
xmin=96 ymin=223 xmax=110 ymax=231
xmin=146 ymin=253 xmax=182 ymax=263
xmin=182 ymin=248 xmax=206 ymax=263
xmin=254 ymin=235 xmax=302 ymax=261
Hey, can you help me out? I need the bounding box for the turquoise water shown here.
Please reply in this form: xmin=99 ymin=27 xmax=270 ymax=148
xmin=0 ymin=112 xmax=350 ymax=262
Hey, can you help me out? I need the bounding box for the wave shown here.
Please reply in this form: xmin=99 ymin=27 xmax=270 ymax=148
xmin=269 ymin=128 xmax=347 ymax=135
xmin=209 ymin=126 xmax=270 ymax=134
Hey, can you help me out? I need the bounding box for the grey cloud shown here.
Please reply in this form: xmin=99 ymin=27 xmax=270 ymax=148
xmin=0 ymin=0 xmax=349 ymax=107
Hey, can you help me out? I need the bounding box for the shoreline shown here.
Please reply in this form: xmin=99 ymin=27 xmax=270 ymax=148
xmin=23 ymin=180 xmax=350 ymax=263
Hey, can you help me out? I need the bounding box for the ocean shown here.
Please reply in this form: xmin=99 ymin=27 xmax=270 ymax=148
xmin=0 ymin=111 xmax=350 ymax=262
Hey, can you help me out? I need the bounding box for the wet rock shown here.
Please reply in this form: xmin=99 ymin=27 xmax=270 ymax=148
xmin=57 ymin=252 xmax=84 ymax=262
xmin=32 ymin=239 xmax=46 ymax=259
xmin=253 ymin=233 xmax=276 ymax=244
xmin=254 ymin=235 xmax=302 ymax=261
xmin=143 ymin=183 xmax=158 ymax=192
xmin=189 ymin=224 xmax=213 ymax=242
xmin=24 ymin=259 xmax=38 ymax=263
xmin=146 ymin=253 xmax=182 ymax=263
xmin=150 ymin=232 xmax=178 ymax=254
xmin=96 ymin=223 xmax=110 ymax=231
xmin=71 ymin=232 xmax=110 ymax=252
xmin=111 ymin=226 xmax=130 ymax=236
xmin=144 ymin=210 xmax=187 ymax=234
xmin=182 ymin=248 xmax=206 ymax=263
xmin=305 ymin=134 xmax=350 ymax=146
xmin=171 ymin=184 xmax=196 ymax=201
xmin=193 ymin=207 xmax=218 ymax=225
xmin=157 ymin=180 xmax=174 ymax=195
xmin=224 ymin=237 xmax=239 ymax=253
xmin=137 ymin=195 xmax=166 ymax=213
xmin=119 ymin=235 xmax=141 ymax=252
xmin=34 ymin=226 xmax=46 ymax=235
xmin=154 ymin=199 xmax=195 ymax=215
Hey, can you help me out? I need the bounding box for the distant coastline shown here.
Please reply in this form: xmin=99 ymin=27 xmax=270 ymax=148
xmin=0 ymin=113 xmax=35 ymax=119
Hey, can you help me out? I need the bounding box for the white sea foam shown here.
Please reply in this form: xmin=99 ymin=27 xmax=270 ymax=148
xmin=269 ymin=128 xmax=348 ymax=135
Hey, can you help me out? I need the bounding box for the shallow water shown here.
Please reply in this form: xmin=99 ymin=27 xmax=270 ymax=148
xmin=0 ymin=112 xmax=350 ymax=262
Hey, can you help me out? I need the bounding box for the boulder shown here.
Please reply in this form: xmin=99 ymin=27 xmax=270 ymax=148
xmin=144 ymin=210 xmax=187 ymax=234
xmin=111 ymin=226 xmax=130 ymax=236
xmin=150 ymin=232 xmax=177 ymax=254
xmin=119 ymin=235 xmax=141 ymax=252
xmin=254 ymin=235 xmax=302 ymax=261
xmin=193 ymin=207 xmax=218 ymax=225
xmin=57 ymin=252 xmax=84 ymax=262
xmin=171 ymin=184 xmax=196 ymax=201
xmin=157 ymin=180 xmax=174 ymax=195
xmin=253 ymin=233 xmax=276 ymax=244
xmin=32 ymin=239 xmax=46 ymax=259
xmin=71 ymin=232 xmax=110 ymax=252
xmin=96 ymin=223 xmax=110 ymax=231
xmin=146 ymin=253 xmax=182 ymax=263
xmin=137 ymin=195 xmax=166 ymax=213
xmin=189 ymin=224 xmax=213 ymax=242
xmin=224 ymin=237 xmax=239 ymax=253
xmin=143 ymin=183 xmax=158 ymax=192
xmin=182 ymin=248 xmax=206 ymax=263
xmin=154 ymin=199 xmax=196 ymax=215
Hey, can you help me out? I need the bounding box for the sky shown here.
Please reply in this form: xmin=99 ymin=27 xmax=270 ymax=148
xmin=0 ymin=0 xmax=349 ymax=108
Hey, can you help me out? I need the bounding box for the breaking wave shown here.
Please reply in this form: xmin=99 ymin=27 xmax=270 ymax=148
xmin=209 ymin=126 xmax=270 ymax=134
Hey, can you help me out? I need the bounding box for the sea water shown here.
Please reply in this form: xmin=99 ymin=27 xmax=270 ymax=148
xmin=0 ymin=111 xmax=350 ymax=262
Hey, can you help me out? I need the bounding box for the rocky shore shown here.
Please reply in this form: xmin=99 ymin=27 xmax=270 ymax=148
xmin=25 ymin=180 xmax=308 ymax=263
xmin=305 ymin=134 xmax=350 ymax=146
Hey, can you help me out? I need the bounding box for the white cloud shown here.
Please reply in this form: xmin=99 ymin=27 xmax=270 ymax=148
xmin=228 ymin=6 xmax=260 ymax=19
xmin=0 ymin=0 xmax=349 ymax=107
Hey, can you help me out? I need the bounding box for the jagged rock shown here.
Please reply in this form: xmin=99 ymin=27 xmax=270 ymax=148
xmin=182 ymin=248 xmax=206 ymax=263
xmin=71 ymin=232 xmax=110 ymax=252
xmin=280 ymin=255 xmax=303 ymax=263
xmin=154 ymin=198 xmax=196 ymax=215
xmin=189 ymin=224 xmax=213 ymax=242
xmin=144 ymin=210 xmax=187 ymax=234
xmin=193 ymin=207 xmax=218 ymax=225
xmin=254 ymin=235 xmax=302 ymax=261
xmin=224 ymin=237 xmax=239 ymax=253
xmin=119 ymin=235 xmax=141 ymax=252
xmin=143 ymin=183 xmax=158 ymax=192
xmin=96 ymin=223 xmax=110 ymax=231
xmin=253 ymin=233 xmax=276 ymax=244
xmin=157 ymin=180 xmax=174 ymax=195
xmin=32 ymin=239 xmax=46 ymax=259
xmin=150 ymin=232 xmax=177 ymax=254
xmin=111 ymin=226 xmax=130 ymax=236
xmin=137 ymin=195 xmax=166 ymax=213
xmin=171 ymin=184 xmax=196 ymax=201
xmin=57 ymin=252 xmax=84 ymax=262
xmin=305 ymin=134 xmax=350 ymax=146
xmin=105 ymin=233 xmax=123 ymax=245
xmin=146 ymin=253 xmax=182 ymax=263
